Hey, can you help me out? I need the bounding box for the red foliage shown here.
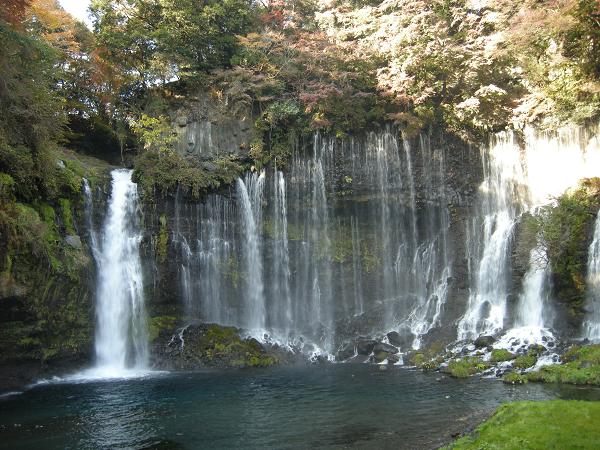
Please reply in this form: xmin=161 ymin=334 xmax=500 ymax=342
xmin=0 ymin=0 xmax=31 ymax=26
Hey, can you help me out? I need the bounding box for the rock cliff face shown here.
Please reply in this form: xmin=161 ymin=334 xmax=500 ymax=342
xmin=169 ymin=92 xmax=257 ymax=159
xmin=139 ymin=119 xmax=486 ymax=355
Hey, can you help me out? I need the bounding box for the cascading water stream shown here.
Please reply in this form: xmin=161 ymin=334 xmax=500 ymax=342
xmin=270 ymin=171 xmax=293 ymax=338
xmin=458 ymin=133 xmax=528 ymax=340
xmin=460 ymin=123 xmax=600 ymax=342
xmin=93 ymin=169 xmax=148 ymax=376
xmin=584 ymin=213 xmax=600 ymax=341
xmin=237 ymin=171 xmax=266 ymax=332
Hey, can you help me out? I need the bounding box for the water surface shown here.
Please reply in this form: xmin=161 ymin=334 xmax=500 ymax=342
xmin=1 ymin=365 xmax=598 ymax=450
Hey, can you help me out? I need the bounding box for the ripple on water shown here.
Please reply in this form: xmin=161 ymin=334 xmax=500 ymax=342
xmin=1 ymin=365 xmax=600 ymax=450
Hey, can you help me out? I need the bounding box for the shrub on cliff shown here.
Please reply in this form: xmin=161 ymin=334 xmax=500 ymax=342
xmin=529 ymin=178 xmax=600 ymax=319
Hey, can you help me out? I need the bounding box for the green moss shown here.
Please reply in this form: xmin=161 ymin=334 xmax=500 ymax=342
xmin=38 ymin=202 xmax=56 ymax=224
xmin=156 ymin=215 xmax=169 ymax=263
xmin=530 ymin=179 xmax=600 ymax=317
xmin=447 ymin=400 xmax=600 ymax=450
xmin=446 ymin=357 xmax=490 ymax=378
xmin=502 ymin=372 xmax=529 ymax=384
xmin=148 ymin=316 xmax=178 ymax=342
xmin=58 ymin=198 xmax=74 ymax=234
xmin=491 ymin=349 xmax=515 ymax=363
xmin=513 ymin=354 xmax=538 ymax=369
xmin=527 ymin=345 xmax=600 ymax=385
xmin=0 ymin=172 xmax=15 ymax=199
xmin=409 ymin=342 xmax=447 ymax=370
xmin=193 ymin=324 xmax=279 ymax=368
xmin=133 ymin=150 xmax=246 ymax=200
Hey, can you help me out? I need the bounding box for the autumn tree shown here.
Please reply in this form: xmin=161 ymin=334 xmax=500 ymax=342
xmin=0 ymin=0 xmax=31 ymax=26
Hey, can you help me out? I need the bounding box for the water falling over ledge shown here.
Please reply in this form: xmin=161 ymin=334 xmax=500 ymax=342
xmin=87 ymin=169 xmax=149 ymax=379
xmin=460 ymin=122 xmax=600 ymax=343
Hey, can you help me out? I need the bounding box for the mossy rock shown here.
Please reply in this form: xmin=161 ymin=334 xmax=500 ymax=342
xmin=156 ymin=323 xmax=280 ymax=369
xmin=148 ymin=316 xmax=178 ymax=342
xmin=513 ymin=354 xmax=538 ymax=369
xmin=490 ymin=348 xmax=515 ymax=363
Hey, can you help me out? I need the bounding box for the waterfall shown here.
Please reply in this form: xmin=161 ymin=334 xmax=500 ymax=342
xmin=237 ymin=171 xmax=266 ymax=332
xmin=459 ymin=123 xmax=600 ymax=341
xmin=94 ymin=169 xmax=148 ymax=374
xmin=270 ymin=171 xmax=293 ymax=337
xmin=458 ymin=133 xmax=528 ymax=340
xmin=515 ymin=247 xmax=552 ymax=329
xmin=584 ymin=213 xmax=600 ymax=341
xmin=403 ymin=135 xmax=451 ymax=348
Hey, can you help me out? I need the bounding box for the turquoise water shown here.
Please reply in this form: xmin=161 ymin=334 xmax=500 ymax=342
xmin=1 ymin=365 xmax=598 ymax=450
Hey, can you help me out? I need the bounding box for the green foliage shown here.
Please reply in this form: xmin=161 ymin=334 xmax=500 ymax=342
xmin=491 ymin=349 xmax=515 ymax=363
xmin=58 ymin=198 xmax=74 ymax=234
xmin=529 ymin=179 xmax=600 ymax=316
xmin=502 ymin=372 xmax=529 ymax=384
xmin=446 ymin=357 xmax=490 ymax=378
xmin=447 ymin=400 xmax=600 ymax=449
xmin=513 ymin=354 xmax=538 ymax=369
xmin=197 ymin=324 xmax=279 ymax=368
xmin=156 ymin=214 xmax=169 ymax=263
xmin=91 ymin=0 xmax=258 ymax=85
xmin=148 ymin=316 xmax=177 ymax=342
xmin=503 ymin=0 xmax=600 ymax=126
xmin=130 ymin=114 xmax=177 ymax=154
xmin=408 ymin=342 xmax=447 ymax=370
xmin=527 ymin=344 xmax=600 ymax=385
xmin=133 ymin=150 xmax=246 ymax=200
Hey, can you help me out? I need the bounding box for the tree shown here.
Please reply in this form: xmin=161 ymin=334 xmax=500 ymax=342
xmin=0 ymin=0 xmax=31 ymax=26
xmin=90 ymin=0 xmax=259 ymax=86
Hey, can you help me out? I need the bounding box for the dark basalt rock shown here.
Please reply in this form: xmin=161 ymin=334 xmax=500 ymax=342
xmin=373 ymin=342 xmax=399 ymax=354
xmin=387 ymin=354 xmax=401 ymax=364
xmin=337 ymin=343 xmax=356 ymax=361
xmin=386 ymin=331 xmax=403 ymax=347
xmin=474 ymin=335 xmax=496 ymax=348
xmin=356 ymin=339 xmax=378 ymax=355
xmin=152 ymin=323 xmax=290 ymax=370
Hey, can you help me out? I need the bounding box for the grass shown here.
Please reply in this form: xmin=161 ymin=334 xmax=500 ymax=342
xmin=491 ymin=349 xmax=515 ymax=363
xmin=445 ymin=357 xmax=490 ymax=378
xmin=527 ymin=345 xmax=600 ymax=386
xmin=502 ymin=372 xmax=528 ymax=384
xmin=513 ymin=354 xmax=537 ymax=369
xmin=448 ymin=400 xmax=600 ymax=449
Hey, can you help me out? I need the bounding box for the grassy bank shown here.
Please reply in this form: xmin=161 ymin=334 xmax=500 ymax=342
xmin=447 ymin=400 xmax=600 ymax=449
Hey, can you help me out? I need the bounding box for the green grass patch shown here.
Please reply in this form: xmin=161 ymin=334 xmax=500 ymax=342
xmin=445 ymin=357 xmax=490 ymax=378
xmin=502 ymin=372 xmax=528 ymax=384
xmin=513 ymin=354 xmax=538 ymax=369
xmin=491 ymin=349 xmax=515 ymax=363
xmin=527 ymin=345 xmax=600 ymax=386
xmin=447 ymin=400 xmax=600 ymax=449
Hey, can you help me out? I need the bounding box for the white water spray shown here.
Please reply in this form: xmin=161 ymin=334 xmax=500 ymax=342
xmin=584 ymin=213 xmax=600 ymax=341
xmin=93 ymin=169 xmax=148 ymax=376
xmin=237 ymin=171 xmax=266 ymax=332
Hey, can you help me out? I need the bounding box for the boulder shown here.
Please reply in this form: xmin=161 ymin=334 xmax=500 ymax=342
xmin=386 ymin=331 xmax=413 ymax=349
xmin=474 ymin=335 xmax=496 ymax=348
xmin=65 ymin=235 xmax=82 ymax=250
xmin=201 ymin=162 xmax=218 ymax=172
xmin=356 ymin=339 xmax=378 ymax=355
xmin=387 ymin=354 xmax=400 ymax=364
xmin=373 ymin=342 xmax=399 ymax=354
xmin=336 ymin=343 xmax=356 ymax=361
